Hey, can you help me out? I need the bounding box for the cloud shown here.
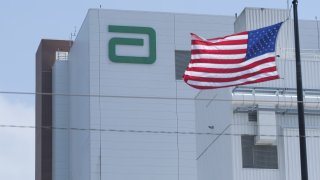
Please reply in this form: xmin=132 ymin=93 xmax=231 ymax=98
xmin=0 ymin=95 xmax=34 ymax=180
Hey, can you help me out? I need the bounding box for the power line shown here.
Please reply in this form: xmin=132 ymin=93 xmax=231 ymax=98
xmin=1 ymin=124 xmax=320 ymax=138
xmin=0 ymin=90 xmax=319 ymax=104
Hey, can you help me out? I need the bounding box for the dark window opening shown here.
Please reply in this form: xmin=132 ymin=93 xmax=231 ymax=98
xmin=241 ymin=135 xmax=278 ymax=169
xmin=175 ymin=50 xmax=191 ymax=80
xmin=248 ymin=111 xmax=258 ymax=122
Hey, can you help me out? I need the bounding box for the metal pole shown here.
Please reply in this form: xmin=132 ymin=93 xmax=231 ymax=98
xmin=292 ymin=1 xmax=308 ymax=180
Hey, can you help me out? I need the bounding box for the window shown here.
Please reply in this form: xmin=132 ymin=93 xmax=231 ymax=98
xmin=175 ymin=50 xmax=191 ymax=80
xmin=241 ymin=135 xmax=278 ymax=169
xmin=248 ymin=110 xmax=257 ymax=122
xmin=55 ymin=51 xmax=68 ymax=61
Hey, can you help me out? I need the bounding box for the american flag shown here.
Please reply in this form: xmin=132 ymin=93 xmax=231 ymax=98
xmin=183 ymin=22 xmax=283 ymax=89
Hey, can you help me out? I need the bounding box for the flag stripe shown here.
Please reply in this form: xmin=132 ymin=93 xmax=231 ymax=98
xmin=187 ymin=58 xmax=276 ymax=74
xmin=191 ymin=53 xmax=247 ymax=60
xmin=188 ymin=54 xmax=275 ymax=69
xmin=185 ymin=61 xmax=277 ymax=78
xmin=185 ymin=76 xmax=279 ymax=90
xmin=192 ymin=39 xmax=248 ymax=46
xmin=184 ymin=66 xmax=278 ymax=82
xmin=185 ymin=71 xmax=279 ymax=87
xmin=208 ymin=34 xmax=248 ymax=41
xmin=207 ymin=31 xmax=248 ymax=41
xmin=191 ymin=49 xmax=247 ymax=55
xmin=189 ymin=58 xmax=245 ymax=64
xmin=192 ymin=44 xmax=248 ymax=50
xmin=189 ymin=52 xmax=274 ymax=66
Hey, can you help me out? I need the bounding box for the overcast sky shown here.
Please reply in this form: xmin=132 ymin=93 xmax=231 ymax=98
xmin=1 ymin=0 xmax=320 ymax=179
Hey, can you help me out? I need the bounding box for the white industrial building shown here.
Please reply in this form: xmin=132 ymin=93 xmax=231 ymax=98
xmin=36 ymin=7 xmax=320 ymax=180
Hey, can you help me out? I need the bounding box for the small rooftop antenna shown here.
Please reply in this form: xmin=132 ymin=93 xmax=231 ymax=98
xmin=70 ymin=26 xmax=77 ymax=41
xmin=99 ymin=4 xmax=102 ymax=8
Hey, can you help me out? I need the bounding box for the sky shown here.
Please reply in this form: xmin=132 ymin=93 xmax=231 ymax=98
xmin=1 ymin=0 xmax=320 ymax=179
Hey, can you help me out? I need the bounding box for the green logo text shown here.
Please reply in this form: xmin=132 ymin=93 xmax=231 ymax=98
xmin=108 ymin=25 xmax=156 ymax=64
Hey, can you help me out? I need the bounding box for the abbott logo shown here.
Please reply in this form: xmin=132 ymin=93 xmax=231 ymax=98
xmin=108 ymin=25 xmax=156 ymax=64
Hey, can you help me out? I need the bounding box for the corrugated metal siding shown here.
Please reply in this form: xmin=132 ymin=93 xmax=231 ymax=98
xmin=232 ymin=112 xmax=320 ymax=180
xmin=299 ymin=20 xmax=320 ymax=49
xmin=234 ymin=10 xmax=246 ymax=33
xmin=245 ymin=57 xmax=320 ymax=89
xmin=232 ymin=113 xmax=281 ymax=180
xmin=282 ymin=128 xmax=320 ymax=180
xmin=306 ymin=129 xmax=320 ymax=180
xmin=277 ymin=114 xmax=320 ymax=129
xmin=232 ymin=114 xmax=280 ymax=180
xmin=235 ymin=8 xmax=294 ymax=50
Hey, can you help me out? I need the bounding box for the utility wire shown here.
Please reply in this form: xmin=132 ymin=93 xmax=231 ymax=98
xmin=1 ymin=124 xmax=320 ymax=138
xmin=0 ymin=90 xmax=319 ymax=104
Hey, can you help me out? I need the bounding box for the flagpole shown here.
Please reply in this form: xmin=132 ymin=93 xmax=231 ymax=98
xmin=292 ymin=1 xmax=308 ymax=180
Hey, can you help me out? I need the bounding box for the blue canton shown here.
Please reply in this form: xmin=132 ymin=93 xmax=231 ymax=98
xmin=246 ymin=22 xmax=283 ymax=60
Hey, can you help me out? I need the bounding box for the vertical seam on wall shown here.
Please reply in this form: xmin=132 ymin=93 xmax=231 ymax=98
xmin=316 ymin=17 xmax=320 ymax=49
xmin=98 ymin=9 xmax=102 ymax=180
xmin=284 ymin=8 xmax=292 ymax=89
xmin=174 ymin=14 xmax=180 ymax=180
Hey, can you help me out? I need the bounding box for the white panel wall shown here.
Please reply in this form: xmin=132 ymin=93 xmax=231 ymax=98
xmin=68 ymin=12 xmax=91 ymax=180
xmin=195 ymin=88 xmax=233 ymax=180
xmin=174 ymin=14 xmax=234 ymax=180
xmin=177 ymin=81 xmax=198 ymax=180
xmin=85 ymin=9 xmax=199 ymax=180
xmin=52 ymin=61 xmax=69 ymax=180
xmin=174 ymin=14 xmax=235 ymax=50
xmin=81 ymin=9 xmax=237 ymax=180
xmin=87 ymin=9 xmax=102 ymax=180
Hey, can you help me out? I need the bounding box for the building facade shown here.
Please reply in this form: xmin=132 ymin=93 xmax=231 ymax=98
xmin=35 ymin=39 xmax=72 ymax=180
xmin=36 ymin=8 xmax=320 ymax=180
